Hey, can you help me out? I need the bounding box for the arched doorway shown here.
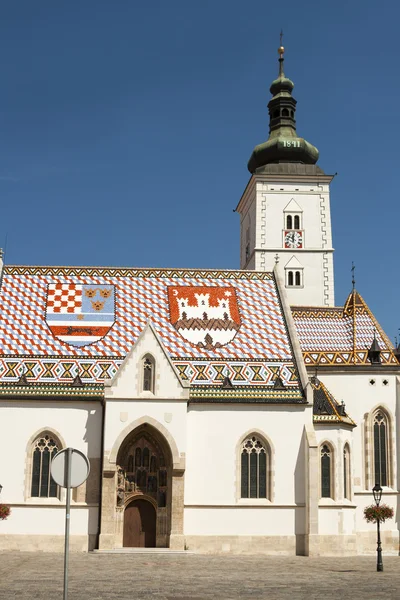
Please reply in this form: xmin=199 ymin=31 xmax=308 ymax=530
xmin=116 ymin=424 xmax=171 ymax=548
xmin=123 ymin=499 xmax=156 ymax=547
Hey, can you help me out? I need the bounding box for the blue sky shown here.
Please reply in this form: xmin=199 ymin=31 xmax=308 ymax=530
xmin=0 ymin=1 xmax=399 ymax=341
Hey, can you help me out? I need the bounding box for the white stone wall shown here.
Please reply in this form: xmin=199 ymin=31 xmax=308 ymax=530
xmin=317 ymin=372 xmax=400 ymax=552
xmin=184 ymin=404 xmax=312 ymax=537
xmin=0 ymin=400 xmax=101 ymax=548
xmin=238 ymin=176 xmax=335 ymax=306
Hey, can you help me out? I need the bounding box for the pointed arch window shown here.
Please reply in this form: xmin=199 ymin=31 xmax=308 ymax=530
xmin=240 ymin=435 xmax=270 ymax=499
xmin=343 ymin=444 xmax=350 ymax=500
xmin=142 ymin=354 xmax=155 ymax=393
xmin=320 ymin=443 xmax=334 ymax=499
xmin=31 ymin=434 xmax=60 ymax=498
xmin=374 ymin=411 xmax=388 ymax=486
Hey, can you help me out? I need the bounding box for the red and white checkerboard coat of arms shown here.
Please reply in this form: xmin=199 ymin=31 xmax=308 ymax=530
xmin=46 ymin=283 xmax=115 ymax=347
xmin=168 ymin=286 xmax=241 ymax=349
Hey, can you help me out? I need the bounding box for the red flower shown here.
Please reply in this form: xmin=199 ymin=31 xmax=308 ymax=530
xmin=363 ymin=504 xmax=394 ymax=523
xmin=0 ymin=504 xmax=11 ymax=521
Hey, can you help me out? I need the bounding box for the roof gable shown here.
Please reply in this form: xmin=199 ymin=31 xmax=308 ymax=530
xmin=291 ymin=289 xmax=398 ymax=367
xmin=283 ymin=198 xmax=303 ymax=213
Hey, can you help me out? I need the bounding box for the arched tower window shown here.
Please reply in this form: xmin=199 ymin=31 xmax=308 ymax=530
xmin=374 ymin=411 xmax=388 ymax=486
xmin=240 ymin=435 xmax=270 ymax=499
xmin=31 ymin=433 xmax=61 ymax=498
xmin=294 ymin=215 xmax=300 ymax=229
xmin=286 ymin=215 xmax=293 ymax=229
xmin=142 ymin=355 xmax=155 ymax=393
xmin=343 ymin=444 xmax=351 ymax=500
xmin=288 ymin=271 xmax=294 ymax=286
xmin=320 ymin=443 xmax=334 ymax=499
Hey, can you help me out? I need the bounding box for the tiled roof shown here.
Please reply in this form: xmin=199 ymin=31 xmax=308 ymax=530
xmin=291 ymin=290 xmax=398 ymax=367
xmin=0 ymin=266 xmax=302 ymax=397
xmin=311 ymin=377 xmax=356 ymax=426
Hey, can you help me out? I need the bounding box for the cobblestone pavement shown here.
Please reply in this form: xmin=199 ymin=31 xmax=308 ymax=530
xmin=0 ymin=552 xmax=399 ymax=600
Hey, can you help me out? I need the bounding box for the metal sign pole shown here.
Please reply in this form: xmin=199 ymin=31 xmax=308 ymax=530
xmin=63 ymin=448 xmax=72 ymax=600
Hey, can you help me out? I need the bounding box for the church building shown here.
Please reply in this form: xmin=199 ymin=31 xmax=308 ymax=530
xmin=0 ymin=45 xmax=399 ymax=556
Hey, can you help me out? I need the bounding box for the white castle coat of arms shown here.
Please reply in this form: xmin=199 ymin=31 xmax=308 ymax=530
xmin=168 ymin=286 xmax=241 ymax=349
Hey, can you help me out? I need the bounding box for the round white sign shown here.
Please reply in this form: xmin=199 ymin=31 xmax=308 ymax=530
xmin=51 ymin=448 xmax=90 ymax=489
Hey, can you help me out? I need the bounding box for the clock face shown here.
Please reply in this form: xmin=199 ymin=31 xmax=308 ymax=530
xmin=284 ymin=230 xmax=303 ymax=249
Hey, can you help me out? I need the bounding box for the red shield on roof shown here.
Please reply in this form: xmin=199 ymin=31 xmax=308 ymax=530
xmin=168 ymin=286 xmax=241 ymax=350
xmin=46 ymin=283 xmax=115 ymax=347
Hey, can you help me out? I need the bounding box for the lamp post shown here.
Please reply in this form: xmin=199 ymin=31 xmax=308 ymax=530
xmin=372 ymin=483 xmax=383 ymax=572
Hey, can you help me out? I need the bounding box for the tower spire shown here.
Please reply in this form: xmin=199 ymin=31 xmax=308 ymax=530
xmin=247 ymin=43 xmax=320 ymax=173
xmin=278 ymin=30 xmax=285 ymax=77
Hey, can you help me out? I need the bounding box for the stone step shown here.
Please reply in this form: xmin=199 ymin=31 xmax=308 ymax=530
xmin=92 ymin=548 xmax=194 ymax=554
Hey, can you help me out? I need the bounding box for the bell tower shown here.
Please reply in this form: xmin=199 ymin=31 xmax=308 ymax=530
xmin=236 ymin=44 xmax=335 ymax=307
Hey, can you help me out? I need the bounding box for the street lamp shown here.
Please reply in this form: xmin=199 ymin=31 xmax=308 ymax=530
xmin=372 ymin=483 xmax=383 ymax=572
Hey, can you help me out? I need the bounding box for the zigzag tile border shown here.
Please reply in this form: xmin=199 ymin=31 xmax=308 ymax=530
xmin=0 ymin=357 xmax=300 ymax=385
xmin=174 ymin=360 xmax=299 ymax=386
xmin=303 ymin=351 xmax=397 ymax=366
xmin=3 ymin=266 xmax=274 ymax=280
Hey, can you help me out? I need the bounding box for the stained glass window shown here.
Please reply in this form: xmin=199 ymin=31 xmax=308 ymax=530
xmin=240 ymin=436 xmax=269 ymax=499
xmin=321 ymin=444 xmax=332 ymax=498
xmin=31 ymin=434 xmax=59 ymax=498
xmin=374 ymin=412 xmax=387 ymax=486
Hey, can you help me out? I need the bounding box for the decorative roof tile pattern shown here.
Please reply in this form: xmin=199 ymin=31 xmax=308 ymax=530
xmin=311 ymin=377 xmax=355 ymax=426
xmin=0 ymin=266 xmax=302 ymax=396
xmin=292 ymin=291 xmax=398 ymax=366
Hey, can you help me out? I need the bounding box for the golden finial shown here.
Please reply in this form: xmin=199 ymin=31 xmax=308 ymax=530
xmin=278 ymin=29 xmax=284 ymax=56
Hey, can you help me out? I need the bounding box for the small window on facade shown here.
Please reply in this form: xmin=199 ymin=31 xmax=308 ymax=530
xmin=374 ymin=411 xmax=388 ymax=486
xmin=295 ymin=271 xmax=301 ymax=286
xmin=143 ymin=355 xmax=155 ymax=393
xmin=294 ymin=215 xmax=300 ymax=229
xmin=287 ymin=271 xmax=294 ymax=286
xmin=282 ymin=108 xmax=289 ymax=117
xmin=343 ymin=445 xmax=350 ymax=500
xmin=31 ymin=434 xmax=60 ymax=498
xmin=241 ymin=436 xmax=269 ymax=499
xmin=286 ymin=215 xmax=293 ymax=229
xmin=321 ymin=444 xmax=332 ymax=498
xmin=245 ymin=227 xmax=250 ymax=263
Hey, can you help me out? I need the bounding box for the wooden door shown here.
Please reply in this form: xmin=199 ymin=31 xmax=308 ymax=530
xmin=123 ymin=499 xmax=156 ymax=547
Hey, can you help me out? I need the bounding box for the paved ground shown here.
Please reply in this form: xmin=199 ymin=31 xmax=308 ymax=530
xmin=0 ymin=552 xmax=399 ymax=599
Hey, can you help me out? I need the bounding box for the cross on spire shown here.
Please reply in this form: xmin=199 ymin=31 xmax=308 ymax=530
xmin=351 ymin=262 xmax=356 ymax=290
xmin=280 ymin=29 xmax=283 ymax=47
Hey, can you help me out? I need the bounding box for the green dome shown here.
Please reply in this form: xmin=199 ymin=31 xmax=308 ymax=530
xmin=247 ymin=49 xmax=319 ymax=174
